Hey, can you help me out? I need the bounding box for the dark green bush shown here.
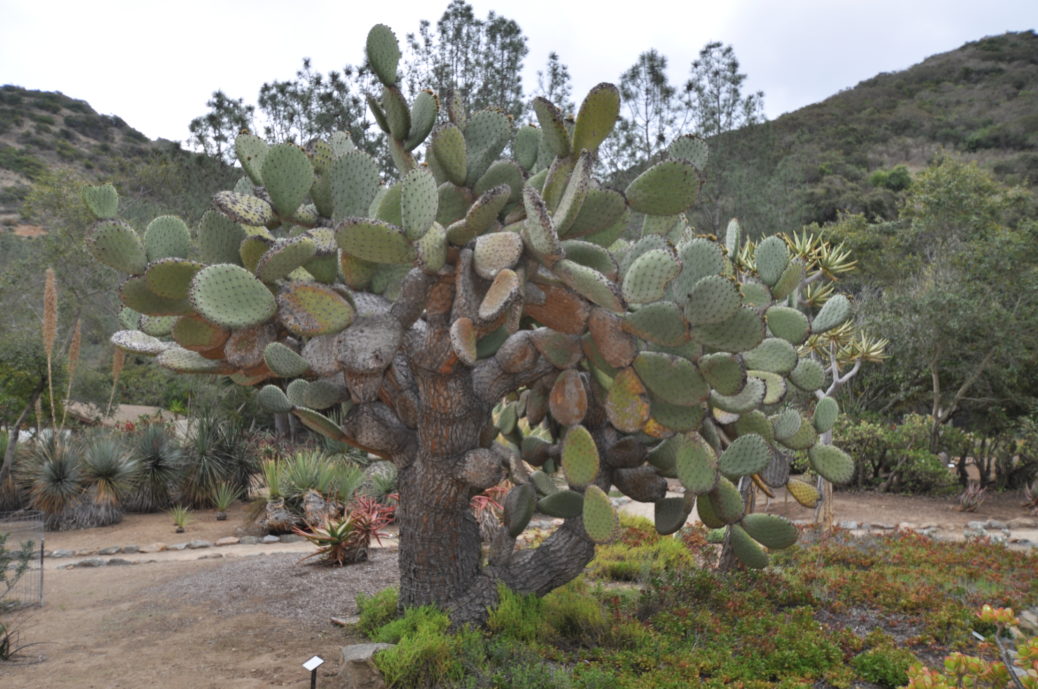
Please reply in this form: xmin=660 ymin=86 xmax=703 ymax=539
xmin=851 ymin=646 xmax=917 ymax=687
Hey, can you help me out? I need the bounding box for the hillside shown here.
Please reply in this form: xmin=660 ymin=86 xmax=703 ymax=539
xmin=697 ymin=30 xmax=1038 ymax=234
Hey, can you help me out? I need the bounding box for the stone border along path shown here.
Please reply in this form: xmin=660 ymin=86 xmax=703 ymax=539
xmin=39 ymin=499 xmax=1038 ymax=571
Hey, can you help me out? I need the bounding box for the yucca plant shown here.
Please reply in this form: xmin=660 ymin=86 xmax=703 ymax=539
xmin=169 ymin=504 xmax=191 ymax=533
xmin=178 ymin=408 xmax=233 ymax=508
xmin=125 ymin=423 xmax=183 ymax=512
xmin=20 ymin=435 xmax=83 ymax=530
xmin=211 ymin=482 xmax=240 ymax=520
xmin=77 ymin=433 xmax=137 ymax=528
xmin=260 ymin=459 xmax=282 ymax=499
xmin=295 ymin=495 xmax=392 ymax=566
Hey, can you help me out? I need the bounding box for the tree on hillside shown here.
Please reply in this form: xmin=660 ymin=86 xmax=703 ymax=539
xmin=188 ymin=91 xmax=255 ymax=163
xmin=683 ymin=42 xmax=764 ymax=139
xmin=533 ymin=51 xmax=575 ymax=117
xmin=86 ymin=24 xmax=861 ymax=624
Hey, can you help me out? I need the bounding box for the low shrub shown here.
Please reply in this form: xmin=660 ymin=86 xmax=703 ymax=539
xmin=852 ymin=645 xmax=918 ymax=687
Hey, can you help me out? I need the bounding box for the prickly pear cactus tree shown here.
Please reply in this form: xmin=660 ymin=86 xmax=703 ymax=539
xmin=83 ymin=25 xmax=859 ymax=622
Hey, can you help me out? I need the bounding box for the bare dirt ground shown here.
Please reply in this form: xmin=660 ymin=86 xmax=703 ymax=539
xmin=2 ymin=489 xmax=1036 ymax=688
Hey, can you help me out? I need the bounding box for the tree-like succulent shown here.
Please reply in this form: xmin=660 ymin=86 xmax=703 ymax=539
xmin=82 ymin=24 xmax=861 ymax=623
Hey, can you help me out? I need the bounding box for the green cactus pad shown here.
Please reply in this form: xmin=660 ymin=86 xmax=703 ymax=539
xmin=286 ymin=379 xmax=309 ymax=407
xmin=366 ymin=24 xmax=401 ymax=85
xmin=504 ymin=483 xmax=536 ymax=537
xmin=521 ymin=186 xmax=564 ymax=266
xmin=776 ymin=416 xmax=818 ymax=451
xmin=549 ymin=369 xmax=588 ymax=426
xmin=655 ymin=495 xmax=694 ymax=535
xmin=562 ymin=240 xmax=618 ymax=280
xmin=256 ymin=237 xmax=317 ymax=283
xmin=141 ymin=258 xmax=203 ymax=301
xmin=789 ymin=358 xmax=827 ymax=392
xmin=606 ymin=368 xmax=651 ymax=433
xmin=197 ymin=211 xmax=245 ymax=266
xmin=813 ymin=396 xmax=840 ymax=433
xmin=335 ymin=219 xmax=415 ymax=264
xmin=561 ymin=424 xmax=600 ymax=488
xmin=293 ymin=407 xmax=344 ymax=441
xmin=121 ymin=276 xmax=193 ymax=316
xmin=765 ymin=306 xmax=810 ymax=345
xmin=189 ymin=264 xmax=277 ymax=329
xmin=675 ymin=433 xmax=720 ymax=494
xmin=710 ymin=377 xmax=765 ymax=414
xmin=553 ymin=259 xmax=625 ymax=314
xmin=260 ymin=143 xmax=313 ymax=218
xmin=740 ymin=281 xmax=772 ymax=308
xmin=82 ymin=183 xmax=118 ymax=219
xmin=529 ymin=470 xmax=558 ymax=497
xmin=623 ymin=301 xmax=689 ymax=346
xmin=87 ymin=219 xmax=147 ymax=274
xmin=718 ymin=433 xmax=770 ymax=477
xmin=473 ymin=232 xmax=523 ymax=279
xmin=667 ymin=134 xmax=709 ymax=171
xmin=582 ymin=208 xmax=629 ymax=248
xmin=329 ymin=150 xmax=380 ymax=221
xmin=212 ymin=191 xmax=274 ymax=227
xmin=464 ymin=109 xmax=512 ymax=186
xmin=381 ymin=85 xmax=410 ymax=140
xmin=698 ymin=353 xmax=745 ymax=396
xmin=532 ymin=96 xmax=571 ymax=159
xmin=258 ymin=384 xmax=294 ymax=414
xmin=743 ymin=338 xmax=798 ymax=374
xmin=400 ymin=166 xmax=438 ymax=240
xmin=553 ymin=151 xmax=593 ymax=237
xmin=623 ymin=250 xmax=681 ymax=304
xmin=260 ymin=342 xmax=308 ymax=378
xmin=771 ymin=259 xmax=805 ymax=301
xmin=562 ymin=190 xmax=622 ymax=241
xmin=416 ymin=221 xmax=447 ymax=273
xmin=709 ymin=476 xmax=745 ymax=524
xmin=520 ymin=435 xmax=552 ymax=467
xmin=771 ymin=409 xmax=802 ymax=441
xmin=696 ymin=493 xmax=725 ymax=528
xmin=139 ymin=315 xmax=176 ymax=337
xmin=613 ymin=466 xmax=667 ymax=502
xmin=725 ymin=218 xmax=742 ymax=258
xmin=239 ymin=234 xmax=273 ymax=273
xmin=537 ymin=490 xmax=584 ymax=518
xmin=119 ymin=308 xmax=141 ymax=330
xmin=234 ymin=134 xmax=268 ymax=184
xmin=632 ymin=351 xmax=708 ymax=407
xmin=531 ymin=328 xmax=583 ymax=369
xmin=760 ymin=450 xmax=791 ymax=488
xmin=157 ymin=347 xmax=234 ymax=374
xmin=733 ymin=410 xmax=775 ymax=443
xmin=671 ymin=238 xmax=725 ymax=298
xmin=405 ymin=90 xmax=439 ymax=151
xmin=754 ymin=236 xmax=790 ymax=287
xmin=812 ymin=294 xmax=851 ymax=335
xmin=730 ymin=524 xmax=769 ymax=569
xmin=465 ymin=185 xmax=510 ymax=237
xmin=650 ymin=398 xmax=706 ymax=432
xmin=684 ymin=275 xmax=742 ymax=326
xmin=430 ymin=124 xmax=467 ymax=187
xmin=277 ymin=282 xmax=355 ymax=336
xmin=513 ymin=124 xmax=541 ymax=171
xmin=111 ymin=329 xmax=172 ymax=356
xmin=641 ymin=214 xmax=682 ymax=237
xmin=473 ymin=161 xmax=523 ymax=206
xmin=582 ymin=484 xmax=620 ymax=544
xmin=692 ymin=307 xmax=765 ymax=353
xmin=478 ymin=269 xmax=521 ymax=323
xmin=625 ymin=160 xmax=699 ymax=216
xmin=171 ymin=314 xmax=228 ymax=352
xmin=752 ymin=368 xmax=788 ymax=405
xmin=571 ymin=83 xmax=620 ymax=154
xmin=809 ymin=444 xmax=855 ymax=484
xmin=619 ymin=234 xmax=669 ymax=276
xmin=300 ymin=379 xmax=344 ymax=410
xmin=787 ymin=478 xmax=820 ymax=508
xmin=741 ymin=513 xmax=798 ymax=550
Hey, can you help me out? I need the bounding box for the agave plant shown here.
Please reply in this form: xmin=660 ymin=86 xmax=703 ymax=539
xmin=124 ymin=423 xmax=183 ymax=512
xmin=169 ymin=504 xmax=191 ymax=533
xmin=211 ymin=481 xmax=240 ymax=520
xmin=295 ymin=495 xmax=392 ymax=566
xmin=1023 ymin=479 xmax=1038 ymax=514
xmin=959 ymin=481 xmax=987 ymax=513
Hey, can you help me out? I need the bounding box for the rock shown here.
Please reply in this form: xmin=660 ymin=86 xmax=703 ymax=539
xmin=302 ymin=489 xmax=339 ymax=528
xmin=187 ymin=540 xmax=213 ymax=549
xmin=897 ymin=522 xmax=916 ymax=531
xmin=215 ymin=537 xmax=240 ymax=547
xmin=837 ymin=521 xmax=858 ymax=530
xmin=240 ymin=536 xmax=260 ymax=545
xmin=75 ymin=558 xmax=105 ymax=568
xmin=338 ymin=643 xmax=395 ymax=689
xmin=987 ymin=520 xmax=1008 ymax=530
xmin=168 ymin=543 xmax=188 ymax=551
xmin=198 ymin=553 xmax=224 ymax=560
xmin=967 ymin=521 xmax=987 ymax=531
xmin=964 ymin=528 xmax=987 ymax=540
xmin=99 ymin=546 xmax=121 ymax=555
xmin=872 ymin=523 xmax=894 ymax=530
xmin=989 ymin=533 xmax=1007 ymax=545
xmin=122 ymin=544 xmax=140 ymax=554
xmin=1008 ymin=518 xmax=1038 ymax=529
xmin=920 ymin=523 xmax=938 ymax=530
xmin=50 ymin=549 xmax=74 ymax=558
xmin=138 ymin=543 xmax=166 ymax=554
xmin=279 ymin=534 xmax=304 ymax=544
xmin=259 ymin=498 xmax=297 ymax=534
xmin=261 ymin=535 xmax=281 ymax=544
xmin=1018 ymin=610 xmax=1038 ymax=633
xmin=107 ymin=558 xmax=132 ymax=566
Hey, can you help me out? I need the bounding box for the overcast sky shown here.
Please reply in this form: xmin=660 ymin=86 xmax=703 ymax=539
xmin=1 ymin=0 xmax=1034 ymax=145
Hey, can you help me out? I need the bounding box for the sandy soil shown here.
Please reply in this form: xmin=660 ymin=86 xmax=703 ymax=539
xmin=2 ymin=489 xmax=1036 ymax=688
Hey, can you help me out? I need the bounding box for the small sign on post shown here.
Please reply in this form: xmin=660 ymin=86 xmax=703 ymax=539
xmin=303 ymin=655 xmax=325 ymax=689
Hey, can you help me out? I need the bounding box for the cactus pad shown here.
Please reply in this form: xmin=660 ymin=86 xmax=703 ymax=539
xmin=549 ymin=369 xmax=588 ymax=426
xmin=754 ymin=236 xmax=790 ymax=287
xmin=789 ymin=358 xmax=827 ymax=392
xmin=622 ymin=250 xmax=681 ymax=304
xmin=667 ymin=134 xmax=709 ymax=171
xmin=632 ymin=351 xmax=708 ymax=406
xmin=692 ymin=307 xmax=764 ymax=353
xmin=213 ymin=191 xmax=274 ymax=227
xmin=649 ymin=397 xmax=706 ymax=432
xmin=111 ymin=329 xmax=172 ymax=356
xmin=553 ymin=259 xmax=625 ymax=313
xmin=121 ymin=276 xmax=193 ymax=316
xmin=157 ymin=347 xmax=234 ymax=374
xmin=675 ymin=433 xmax=720 ymax=494
xmin=234 ymin=134 xmax=268 ymax=184
xmin=812 ymin=294 xmax=851 ymax=334
xmin=260 ymin=143 xmax=313 ymax=218
xmin=709 ymin=476 xmax=745 ymax=524
xmin=255 ymin=237 xmax=317 ymax=283
xmin=329 ymin=150 xmax=380 ymax=221
xmin=189 ymin=264 xmax=277 ymax=328
xmin=87 ymin=220 xmax=147 ymax=274
xmin=683 ymin=275 xmax=742 ymax=326
xmin=83 ymin=183 xmax=119 ymax=219
xmin=812 ymin=396 xmax=840 ymax=433
xmin=258 ymin=384 xmax=294 ymax=414
xmin=171 ymin=314 xmax=228 ymax=352
xmin=808 ymin=444 xmax=855 ymax=484
xmin=625 ymin=160 xmax=699 ymax=216
xmin=718 ymin=433 xmax=770 ymax=478
xmin=561 ymin=424 xmax=600 ymax=488
xmin=197 ymin=210 xmax=245 ymax=266
xmin=605 ymin=368 xmax=651 ymax=433
xmin=623 ymin=301 xmax=688 ymax=346
xmin=400 ymin=166 xmax=438 ymax=240
xmin=698 ymin=353 xmax=745 ymax=396
xmin=776 ymin=415 xmax=818 ymax=451
xmin=538 ymin=490 xmax=584 ymax=518
xmin=504 ymin=483 xmax=536 ymax=537
xmin=741 ymin=513 xmax=798 ymax=550
xmin=786 ymin=477 xmax=820 ymax=508
xmin=743 ymin=338 xmax=798 ymax=375
xmin=771 ymin=259 xmax=805 ymax=301
xmin=572 ymin=83 xmax=620 ymax=153
xmin=366 ymin=24 xmax=401 ymax=85
xmin=474 ymin=232 xmax=523 ymax=279
xmin=277 ymin=282 xmax=355 ymax=336
xmin=263 ymin=341 xmax=310 ymax=378
xmin=582 ymin=484 xmax=619 ymax=544
xmin=766 ymin=306 xmax=810 ymax=345
xmin=730 ymin=524 xmax=769 ymax=569
xmin=336 ymin=219 xmax=415 ymax=264
xmin=568 ymin=188 xmax=627 ymax=238
xmin=521 ymin=186 xmax=564 ymax=266
xmin=293 ymin=407 xmax=344 ymax=440
xmin=655 ymin=495 xmax=694 ymax=535
xmin=771 ymin=409 xmax=802 ymax=441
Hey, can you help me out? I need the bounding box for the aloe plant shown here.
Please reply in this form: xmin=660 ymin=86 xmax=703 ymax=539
xmin=211 ymin=482 xmax=240 ymax=520
xmin=81 ymin=22 xmax=873 ymax=623
xmin=169 ymin=504 xmax=191 ymax=533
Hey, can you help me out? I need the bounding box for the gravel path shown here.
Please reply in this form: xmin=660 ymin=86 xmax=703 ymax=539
xmin=143 ymin=549 xmax=400 ymax=626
